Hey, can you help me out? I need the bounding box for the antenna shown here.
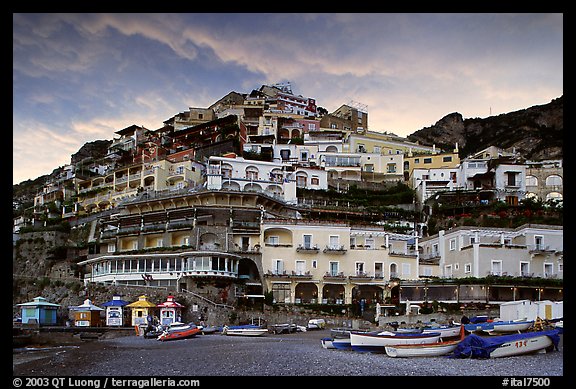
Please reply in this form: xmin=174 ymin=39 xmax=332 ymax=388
xmin=348 ymin=100 xmax=368 ymax=114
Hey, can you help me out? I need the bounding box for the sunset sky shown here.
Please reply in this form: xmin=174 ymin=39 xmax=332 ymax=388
xmin=13 ymin=13 xmax=563 ymax=185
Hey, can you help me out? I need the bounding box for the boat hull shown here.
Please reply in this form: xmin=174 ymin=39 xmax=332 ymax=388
xmin=385 ymin=340 xmax=461 ymax=358
xmin=422 ymin=325 xmax=462 ymax=338
xmin=492 ymin=321 xmax=534 ymax=333
xmin=158 ymin=327 xmax=201 ymax=341
xmin=350 ymin=331 xmax=441 ymax=353
xmin=490 ymin=335 xmax=552 ymax=358
xmin=321 ymin=337 xmax=335 ymax=349
xmin=452 ymin=330 xmax=560 ymax=359
xmin=332 ymin=337 xmax=352 ymax=350
xmin=224 ymin=328 xmax=268 ymax=336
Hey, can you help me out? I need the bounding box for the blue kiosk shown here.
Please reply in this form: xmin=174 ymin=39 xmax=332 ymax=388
xmin=101 ymin=295 xmax=130 ymax=326
xmin=16 ymin=296 xmax=60 ymax=325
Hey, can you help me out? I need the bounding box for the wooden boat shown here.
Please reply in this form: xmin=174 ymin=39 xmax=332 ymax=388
xmin=321 ymin=337 xmax=336 ymax=349
xmin=331 ymin=336 xmax=352 ymax=350
xmin=451 ymin=329 xmax=560 ymax=358
xmin=350 ymin=330 xmax=442 ymax=353
xmin=223 ymin=325 xmax=268 ymax=336
xmin=462 ymin=319 xmax=533 ymax=333
xmin=422 ymin=324 xmax=462 ymax=339
xmin=270 ymin=323 xmax=298 ymax=334
xmin=157 ymin=323 xmax=201 ymax=341
xmin=385 ymin=326 xmax=466 ymax=357
xmin=385 ymin=338 xmax=462 ymax=357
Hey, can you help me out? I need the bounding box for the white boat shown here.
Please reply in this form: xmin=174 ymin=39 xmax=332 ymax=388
xmin=422 ymin=324 xmax=462 ymax=338
xmin=321 ymin=337 xmax=335 ymax=349
xmin=452 ymin=329 xmax=561 ymax=358
xmin=385 ymin=325 xmax=465 ymax=357
xmin=332 ymin=336 xmax=352 ymax=350
xmin=307 ymin=319 xmax=326 ymax=330
xmin=385 ymin=338 xmax=462 ymax=358
xmin=350 ymin=331 xmax=441 ymax=353
xmin=491 ymin=319 xmax=534 ymax=333
xmin=223 ymin=326 xmax=268 ymax=336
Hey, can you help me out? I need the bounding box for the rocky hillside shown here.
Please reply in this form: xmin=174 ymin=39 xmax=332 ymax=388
xmin=407 ymin=96 xmax=563 ymax=160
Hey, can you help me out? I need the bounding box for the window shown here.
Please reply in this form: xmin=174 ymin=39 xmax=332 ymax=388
xmin=272 ymin=283 xmax=291 ymax=304
xmin=175 ymin=166 xmax=184 ymax=174
xmin=449 ymin=239 xmax=456 ymax=251
xmin=365 ymin=238 xmax=375 ymax=249
xmin=520 ymin=262 xmax=530 ymax=277
xmin=312 ymin=260 xmax=317 ymax=269
xmin=303 ymin=234 xmax=312 ymax=249
xmin=182 ymin=237 xmax=190 ymax=246
xmin=491 ymin=260 xmax=502 ymax=276
xmin=526 ymin=176 xmax=538 ymax=187
xmin=424 ymin=158 xmax=432 ymax=164
xmin=329 ymin=235 xmax=340 ymax=250
xmin=374 ymin=146 xmax=381 ymax=154
xmin=507 ymin=172 xmax=518 ymax=186
xmin=350 ymin=237 xmax=356 ymax=248
xmin=273 ymin=259 xmax=284 ymax=274
xmin=465 ymin=263 xmax=472 ymax=273
xmin=355 ymin=262 xmax=365 ymax=276
xmin=329 ymin=261 xmax=339 ymax=276
xmin=311 ymin=177 xmax=319 ymax=185
xmin=544 ymin=263 xmax=553 ymax=277
xmin=268 ymin=236 xmax=279 ymax=246
xmin=445 ymin=264 xmax=452 ymax=278
xmin=300 ymin=151 xmax=308 ymax=161
xmin=534 ymin=236 xmax=544 ymax=250
xmin=246 ymin=166 xmax=259 ymax=180
xmin=107 ymin=243 xmax=116 ymax=253
xmin=443 ymin=156 xmax=452 ymax=162
xmin=156 ymin=239 xmax=163 ymax=247
xmin=295 ymin=260 xmax=306 ymax=275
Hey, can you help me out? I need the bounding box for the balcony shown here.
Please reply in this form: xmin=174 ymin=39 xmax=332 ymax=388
xmin=296 ymin=244 xmax=319 ymax=253
xmin=323 ymin=272 xmax=346 ymax=281
xmin=323 ymin=245 xmax=347 ymax=254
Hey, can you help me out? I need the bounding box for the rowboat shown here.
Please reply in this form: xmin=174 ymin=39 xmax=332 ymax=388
xmin=462 ymin=319 xmax=533 ymax=333
xmin=157 ymin=323 xmax=201 ymax=341
xmin=332 ymin=336 xmax=352 ymax=350
xmin=422 ymin=324 xmax=462 ymax=339
xmin=384 ymin=326 xmax=466 ymax=357
xmin=307 ymin=319 xmax=326 ymax=330
xmin=451 ymin=329 xmax=560 ymax=358
xmin=223 ymin=325 xmax=268 ymax=336
xmin=321 ymin=337 xmax=335 ymax=349
xmin=385 ymin=338 xmax=462 ymax=357
xmin=350 ymin=331 xmax=442 ymax=353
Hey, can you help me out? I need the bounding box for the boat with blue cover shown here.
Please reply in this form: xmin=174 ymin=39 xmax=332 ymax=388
xmin=451 ymin=329 xmax=560 ymax=358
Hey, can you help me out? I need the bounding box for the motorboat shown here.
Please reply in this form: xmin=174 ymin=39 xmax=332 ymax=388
xmin=157 ymin=323 xmax=201 ymax=341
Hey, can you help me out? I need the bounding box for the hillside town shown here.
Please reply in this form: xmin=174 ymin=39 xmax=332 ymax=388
xmin=13 ymin=82 xmax=563 ymax=325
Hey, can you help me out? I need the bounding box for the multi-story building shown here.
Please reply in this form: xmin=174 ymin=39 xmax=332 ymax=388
xmin=206 ymin=155 xmax=328 ymax=204
xmin=525 ymin=159 xmax=563 ymax=203
xmin=247 ymin=220 xmax=420 ymax=304
xmin=418 ymin=224 xmax=563 ymax=280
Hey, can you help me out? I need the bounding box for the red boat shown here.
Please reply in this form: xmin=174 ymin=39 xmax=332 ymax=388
xmin=157 ymin=323 xmax=201 ymax=341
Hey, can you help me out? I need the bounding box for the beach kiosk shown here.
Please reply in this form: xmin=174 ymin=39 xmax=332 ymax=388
xmin=157 ymin=295 xmax=184 ymax=326
xmin=71 ymin=298 xmax=104 ymax=327
xmin=16 ymin=296 xmax=60 ymax=325
xmin=101 ymin=295 xmax=130 ymax=326
xmin=126 ymin=295 xmax=157 ymax=327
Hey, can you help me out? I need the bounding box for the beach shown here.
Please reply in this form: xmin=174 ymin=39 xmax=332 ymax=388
xmin=13 ymin=328 xmax=564 ymax=379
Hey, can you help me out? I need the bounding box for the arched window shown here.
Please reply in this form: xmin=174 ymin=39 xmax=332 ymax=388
xmin=245 ymin=166 xmax=259 ymax=180
xmin=545 ymin=174 xmax=562 ymax=187
xmin=525 ymin=175 xmax=538 ymax=187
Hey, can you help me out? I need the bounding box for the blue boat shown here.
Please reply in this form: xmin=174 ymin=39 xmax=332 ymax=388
xmin=464 ymin=319 xmax=534 ymax=333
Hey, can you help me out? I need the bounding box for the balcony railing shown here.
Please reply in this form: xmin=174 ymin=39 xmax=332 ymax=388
xmin=296 ymin=244 xmax=319 ymax=253
xmin=323 ymin=245 xmax=347 ymax=254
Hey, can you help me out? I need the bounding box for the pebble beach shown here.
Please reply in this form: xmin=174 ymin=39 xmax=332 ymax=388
xmin=13 ymin=328 xmax=564 ymax=379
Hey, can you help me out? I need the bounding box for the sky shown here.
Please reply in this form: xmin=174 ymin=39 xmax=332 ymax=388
xmin=13 ymin=13 xmax=563 ymax=185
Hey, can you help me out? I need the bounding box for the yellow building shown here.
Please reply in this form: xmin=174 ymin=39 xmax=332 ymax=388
xmin=126 ymin=295 xmax=157 ymax=326
xmin=260 ymin=220 xmax=420 ymax=305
